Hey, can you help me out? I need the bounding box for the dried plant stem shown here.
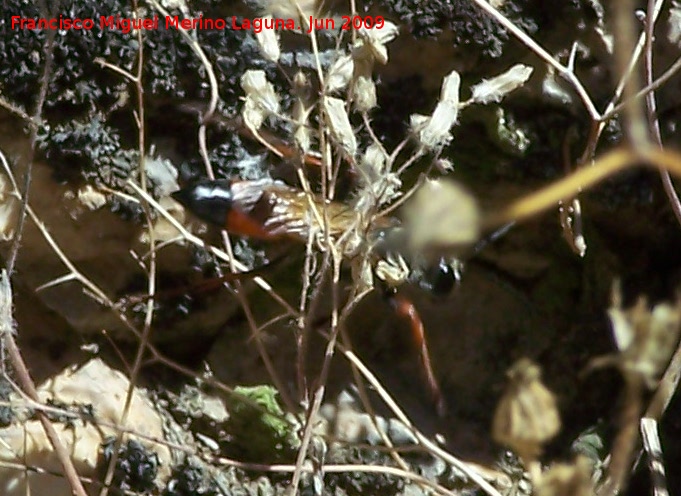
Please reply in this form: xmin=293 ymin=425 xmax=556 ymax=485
xmin=604 ymin=54 xmax=681 ymax=122
xmin=486 ymin=147 xmax=681 ymax=229
xmin=598 ymin=373 xmax=644 ymax=496
xmin=0 ymin=97 xmax=33 ymax=124
xmin=289 ymin=249 xmax=342 ymax=494
xmin=642 ymin=0 xmax=681 ymax=226
xmin=335 ymin=342 xmax=504 ymax=496
xmin=3 ymin=337 xmax=89 ymax=496
xmin=640 ymin=418 xmax=669 ymax=496
xmin=6 ymin=5 xmax=55 ymax=275
xmin=468 ymin=0 xmax=600 ymax=120
xmin=98 ymin=6 xmax=157 ymax=493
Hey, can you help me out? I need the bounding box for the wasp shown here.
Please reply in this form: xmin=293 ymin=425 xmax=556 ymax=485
xmin=172 ymin=175 xmax=460 ymax=415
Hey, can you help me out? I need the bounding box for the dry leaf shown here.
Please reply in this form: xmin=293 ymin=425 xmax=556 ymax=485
xmin=492 ymin=358 xmax=561 ymax=462
xmin=535 ymin=456 xmax=594 ymax=496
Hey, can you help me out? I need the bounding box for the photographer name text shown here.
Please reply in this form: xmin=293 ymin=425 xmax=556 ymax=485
xmin=10 ymin=14 xmax=385 ymax=34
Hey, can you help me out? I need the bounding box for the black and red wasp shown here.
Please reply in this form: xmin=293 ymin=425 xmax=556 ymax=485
xmin=169 ymin=116 xmax=509 ymax=415
xmin=171 ymin=174 xmax=460 ymax=415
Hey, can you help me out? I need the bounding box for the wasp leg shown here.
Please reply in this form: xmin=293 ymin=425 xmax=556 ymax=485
xmin=386 ymin=290 xmax=446 ymax=416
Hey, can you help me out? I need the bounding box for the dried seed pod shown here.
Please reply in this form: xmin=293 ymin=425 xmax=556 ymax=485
xmin=492 ymin=358 xmax=561 ymax=462
xmin=607 ymin=282 xmax=681 ymax=388
xmin=534 ymin=456 xmax=594 ymax=496
xmin=470 ymin=64 xmax=534 ymax=105
xmin=403 ymin=179 xmax=480 ymax=258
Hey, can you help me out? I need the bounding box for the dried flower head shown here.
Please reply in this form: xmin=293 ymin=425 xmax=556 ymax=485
xmin=470 ymin=64 xmax=534 ymax=105
xmin=292 ymin=72 xmax=313 ymax=153
xmin=325 ymin=54 xmax=354 ymax=94
xmin=353 ymin=20 xmax=399 ymax=66
xmin=354 ymin=144 xmax=401 ymax=213
xmin=261 ymin=0 xmax=320 ymax=20
xmin=607 ymin=282 xmax=681 ymax=388
xmin=322 ymin=96 xmax=357 ymax=159
xmin=241 ymin=70 xmax=281 ymax=131
xmin=492 ymin=358 xmax=561 ymax=462
xmin=374 ymin=253 xmax=410 ymax=288
xmin=352 ymin=75 xmax=377 ymax=113
xmin=534 ymin=456 xmax=594 ymax=496
xmin=255 ymin=16 xmax=281 ymax=62
xmin=411 ymin=70 xmax=461 ymax=151
xmin=402 ymin=178 xmax=480 ymax=257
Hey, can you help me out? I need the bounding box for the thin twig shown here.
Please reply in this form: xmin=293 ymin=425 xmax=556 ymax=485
xmin=642 ymin=0 xmax=681 ymax=226
xmin=98 ymin=4 xmax=157 ymax=493
xmin=468 ymin=0 xmax=600 ymax=120
xmin=4 ymin=336 xmax=89 ymax=496
xmin=484 ymin=147 xmax=681 ymax=229
xmin=6 ymin=5 xmax=55 ymax=275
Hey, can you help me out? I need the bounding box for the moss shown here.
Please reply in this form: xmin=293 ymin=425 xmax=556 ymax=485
xmin=224 ymin=385 xmax=295 ymax=463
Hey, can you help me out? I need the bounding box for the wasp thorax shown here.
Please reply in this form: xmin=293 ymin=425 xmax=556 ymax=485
xmin=492 ymin=358 xmax=561 ymax=464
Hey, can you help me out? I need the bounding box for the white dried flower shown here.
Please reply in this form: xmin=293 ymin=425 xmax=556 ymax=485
xmin=355 ymin=144 xmax=400 ymax=212
xmin=77 ymin=185 xmax=107 ymax=210
xmin=255 ymin=16 xmax=280 ymax=62
xmin=354 ymin=20 xmax=399 ymax=65
xmin=0 ymin=174 xmax=18 ymax=241
xmin=409 ymin=114 xmax=429 ymax=129
xmin=360 ymin=143 xmax=386 ymax=180
xmin=470 ymin=64 xmax=534 ymax=104
xmin=240 ymin=70 xmax=280 ymax=130
xmin=326 ymin=54 xmax=354 ymax=93
xmin=241 ymin=70 xmax=280 ymax=115
xmin=434 ymin=158 xmax=454 ymax=173
xmin=411 ymin=70 xmax=460 ymax=151
xmin=292 ymin=72 xmax=313 ymax=153
xmin=353 ymin=76 xmax=377 ymax=112
xmin=439 ymin=70 xmax=461 ymax=104
xmin=242 ymin=97 xmax=265 ymax=130
xmin=417 ymin=102 xmax=458 ymax=150
xmin=323 ymin=96 xmax=356 ymax=158
xmin=145 ymin=156 xmax=179 ymax=197
xmin=374 ymin=253 xmax=410 ymax=288
xmin=293 ymin=102 xmax=312 ymax=154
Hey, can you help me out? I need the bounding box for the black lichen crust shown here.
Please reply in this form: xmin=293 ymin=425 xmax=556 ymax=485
xmin=0 ymin=0 xmax=279 ymax=199
xmin=367 ymin=0 xmax=537 ymax=58
xmin=99 ymin=437 xmax=159 ymax=492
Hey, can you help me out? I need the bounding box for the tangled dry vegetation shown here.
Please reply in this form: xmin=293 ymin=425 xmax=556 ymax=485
xmin=2 ymin=0 xmax=681 ymax=495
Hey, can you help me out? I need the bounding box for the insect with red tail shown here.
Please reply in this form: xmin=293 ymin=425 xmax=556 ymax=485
xmin=172 ymin=175 xmax=462 ymax=416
